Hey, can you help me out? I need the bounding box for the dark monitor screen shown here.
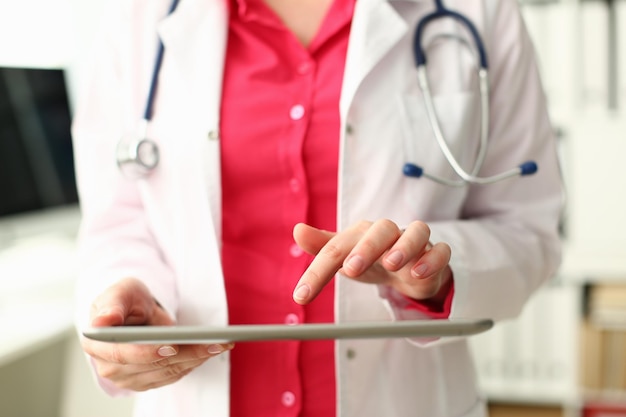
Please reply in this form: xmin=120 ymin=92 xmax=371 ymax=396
xmin=0 ymin=67 xmax=77 ymax=217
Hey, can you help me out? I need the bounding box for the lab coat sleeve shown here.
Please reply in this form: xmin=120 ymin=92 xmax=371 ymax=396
xmin=426 ymin=0 xmax=563 ymax=322
xmin=71 ymin=1 xmax=178 ymax=395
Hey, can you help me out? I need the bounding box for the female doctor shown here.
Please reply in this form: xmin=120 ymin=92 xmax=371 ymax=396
xmin=72 ymin=0 xmax=563 ymax=416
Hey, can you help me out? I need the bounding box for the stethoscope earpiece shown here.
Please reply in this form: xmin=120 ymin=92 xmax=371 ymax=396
xmin=519 ymin=161 xmax=538 ymax=176
xmin=403 ymin=163 xmax=424 ymax=179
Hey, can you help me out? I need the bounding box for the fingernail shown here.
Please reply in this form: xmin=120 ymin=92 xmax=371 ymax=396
xmin=158 ymin=345 xmax=177 ymax=357
xmin=293 ymin=284 xmax=310 ymax=301
xmin=345 ymin=255 xmax=364 ymax=274
xmin=385 ymin=250 xmax=403 ymax=267
xmin=207 ymin=344 xmax=225 ymax=354
xmin=412 ymin=264 xmax=428 ymax=277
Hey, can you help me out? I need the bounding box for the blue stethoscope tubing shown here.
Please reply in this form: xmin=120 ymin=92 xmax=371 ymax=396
xmin=403 ymin=0 xmax=537 ymax=186
xmin=116 ymin=0 xmax=538 ymax=185
xmin=115 ymin=0 xmax=181 ymax=178
xmin=144 ymin=0 xmax=181 ymax=123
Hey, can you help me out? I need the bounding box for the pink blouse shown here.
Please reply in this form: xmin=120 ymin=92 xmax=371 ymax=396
xmin=220 ymin=0 xmax=452 ymax=414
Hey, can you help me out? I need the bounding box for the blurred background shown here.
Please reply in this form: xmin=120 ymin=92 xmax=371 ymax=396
xmin=0 ymin=0 xmax=624 ymax=416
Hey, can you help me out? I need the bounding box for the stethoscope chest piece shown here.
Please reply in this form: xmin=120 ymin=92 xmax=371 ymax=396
xmin=116 ymin=134 xmax=160 ymax=179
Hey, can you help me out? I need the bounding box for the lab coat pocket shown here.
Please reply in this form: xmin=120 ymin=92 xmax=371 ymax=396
xmin=400 ymin=91 xmax=481 ymax=180
xmin=399 ymin=91 xmax=481 ymax=219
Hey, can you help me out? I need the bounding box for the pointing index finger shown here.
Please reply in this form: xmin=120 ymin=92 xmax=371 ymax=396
xmin=293 ymin=231 xmax=359 ymax=305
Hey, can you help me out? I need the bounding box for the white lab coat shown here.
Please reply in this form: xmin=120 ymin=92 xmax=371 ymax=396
xmin=72 ymin=0 xmax=563 ymax=415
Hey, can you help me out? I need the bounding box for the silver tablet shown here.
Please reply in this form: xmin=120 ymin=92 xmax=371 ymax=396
xmin=82 ymin=319 xmax=493 ymax=344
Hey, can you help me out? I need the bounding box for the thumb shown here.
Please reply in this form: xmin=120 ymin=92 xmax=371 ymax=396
xmin=90 ymin=303 xmax=126 ymax=327
xmin=148 ymin=299 xmax=176 ymax=326
xmin=89 ymin=278 xmax=155 ymax=327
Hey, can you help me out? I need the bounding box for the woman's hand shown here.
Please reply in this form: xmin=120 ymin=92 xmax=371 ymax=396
xmin=81 ymin=278 xmax=234 ymax=392
xmin=292 ymin=219 xmax=452 ymax=306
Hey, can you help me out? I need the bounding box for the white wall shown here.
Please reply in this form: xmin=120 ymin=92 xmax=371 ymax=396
xmin=63 ymin=0 xmax=123 ymax=110
xmin=0 ymin=0 xmax=121 ymax=109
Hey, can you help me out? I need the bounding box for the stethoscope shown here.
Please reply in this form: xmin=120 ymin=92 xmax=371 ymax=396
xmin=402 ymin=0 xmax=537 ymax=186
xmin=116 ymin=0 xmax=538 ymax=185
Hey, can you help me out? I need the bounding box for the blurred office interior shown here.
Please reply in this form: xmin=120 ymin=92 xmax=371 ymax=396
xmin=0 ymin=0 xmax=625 ymax=416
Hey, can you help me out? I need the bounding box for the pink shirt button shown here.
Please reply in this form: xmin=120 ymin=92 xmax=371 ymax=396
xmin=282 ymin=391 xmax=296 ymax=407
xmin=289 ymin=104 xmax=305 ymax=120
xmin=297 ymin=61 xmax=313 ymax=75
xmin=289 ymin=244 xmax=303 ymax=258
xmin=289 ymin=178 xmax=301 ymax=192
xmin=285 ymin=313 xmax=299 ymax=325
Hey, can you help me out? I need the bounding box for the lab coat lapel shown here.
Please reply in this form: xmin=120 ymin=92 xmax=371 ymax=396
xmin=155 ymin=0 xmax=227 ymax=238
xmin=156 ymin=0 xmax=228 ymax=132
xmin=340 ymin=0 xmax=425 ymax=115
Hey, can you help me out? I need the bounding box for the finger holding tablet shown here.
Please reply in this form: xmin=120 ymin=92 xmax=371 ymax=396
xmin=82 ymin=278 xmax=234 ymax=391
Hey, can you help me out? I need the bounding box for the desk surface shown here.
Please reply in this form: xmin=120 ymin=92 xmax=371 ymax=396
xmin=0 ymin=233 xmax=77 ymax=367
xmin=0 ymin=300 xmax=74 ymax=367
